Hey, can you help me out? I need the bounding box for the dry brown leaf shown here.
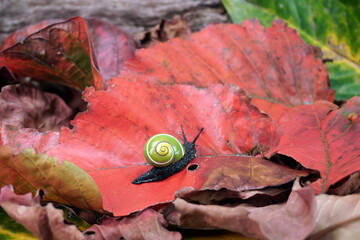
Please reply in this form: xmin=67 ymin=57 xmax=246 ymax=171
xmin=164 ymin=182 xmax=315 ymax=240
xmin=309 ymin=193 xmax=360 ymax=240
xmin=84 ymin=209 xmax=181 ymax=240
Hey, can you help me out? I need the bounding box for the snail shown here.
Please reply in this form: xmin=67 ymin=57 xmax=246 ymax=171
xmin=132 ymin=126 xmax=204 ymax=184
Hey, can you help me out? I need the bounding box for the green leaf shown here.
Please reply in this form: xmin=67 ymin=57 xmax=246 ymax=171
xmin=222 ymin=0 xmax=360 ymax=100
xmin=60 ymin=206 xmax=91 ymax=232
xmin=0 ymin=207 xmax=37 ymax=240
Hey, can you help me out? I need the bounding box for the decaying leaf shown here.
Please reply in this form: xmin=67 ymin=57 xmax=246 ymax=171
xmin=0 ymin=146 xmax=103 ymax=213
xmin=84 ymin=209 xmax=181 ymax=240
xmin=0 ymin=84 xmax=73 ymax=132
xmin=0 ymin=185 xmax=83 ymax=240
xmin=268 ymin=97 xmax=360 ymax=193
xmin=309 ymin=193 xmax=360 ymax=240
xmin=328 ymin=172 xmax=360 ymax=196
xmin=163 ymin=181 xmax=316 ymax=240
xmin=0 ymin=17 xmax=103 ymax=90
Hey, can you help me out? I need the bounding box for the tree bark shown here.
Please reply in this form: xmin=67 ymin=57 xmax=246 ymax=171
xmin=0 ymin=0 xmax=229 ymax=44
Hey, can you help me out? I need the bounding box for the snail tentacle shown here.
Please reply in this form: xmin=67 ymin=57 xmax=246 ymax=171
xmin=132 ymin=127 xmax=204 ymax=184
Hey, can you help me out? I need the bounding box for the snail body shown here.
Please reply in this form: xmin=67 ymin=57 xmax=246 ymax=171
xmin=144 ymin=134 xmax=185 ymax=167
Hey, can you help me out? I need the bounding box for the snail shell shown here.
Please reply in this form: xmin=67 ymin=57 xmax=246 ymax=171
xmin=144 ymin=134 xmax=185 ymax=167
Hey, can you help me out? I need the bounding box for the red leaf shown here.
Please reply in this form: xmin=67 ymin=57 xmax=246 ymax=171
xmin=87 ymin=18 xmax=137 ymax=82
xmin=269 ymin=97 xmax=360 ymax=193
xmin=119 ymin=19 xmax=335 ymax=122
xmin=0 ymin=17 xmax=103 ymax=90
xmin=0 ymin=84 xmax=73 ymax=132
xmin=84 ymin=209 xmax=181 ymax=240
xmin=0 ymin=80 xmax=309 ymax=216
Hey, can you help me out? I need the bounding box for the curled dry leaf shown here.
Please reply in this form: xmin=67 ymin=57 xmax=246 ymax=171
xmin=328 ymin=172 xmax=360 ymax=196
xmin=0 ymin=146 xmax=103 ymax=213
xmin=84 ymin=209 xmax=181 ymax=240
xmin=0 ymin=17 xmax=103 ymax=90
xmin=137 ymin=15 xmax=191 ymax=47
xmin=268 ymin=97 xmax=360 ymax=193
xmin=0 ymin=84 xmax=73 ymax=132
xmin=0 ymin=185 xmax=83 ymax=240
xmin=175 ymin=187 xmax=290 ymax=206
xmin=120 ymin=19 xmax=335 ymax=122
xmin=309 ymin=193 xmax=360 ymax=240
xmin=164 ymin=182 xmax=316 ymax=240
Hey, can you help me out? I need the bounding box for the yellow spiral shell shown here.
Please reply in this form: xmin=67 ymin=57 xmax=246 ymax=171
xmin=144 ymin=134 xmax=185 ymax=167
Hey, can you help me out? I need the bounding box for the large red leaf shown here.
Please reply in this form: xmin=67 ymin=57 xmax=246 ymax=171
xmin=119 ymin=19 xmax=335 ymax=122
xmin=0 ymin=17 xmax=103 ymax=90
xmin=0 ymin=79 xmax=309 ymax=216
xmin=269 ymin=97 xmax=360 ymax=193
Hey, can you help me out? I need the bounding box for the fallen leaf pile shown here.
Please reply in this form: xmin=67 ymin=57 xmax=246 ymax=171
xmin=0 ymin=14 xmax=359 ymax=240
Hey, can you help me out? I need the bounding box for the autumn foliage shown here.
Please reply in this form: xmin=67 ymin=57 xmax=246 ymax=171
xmin=0 ymin=16 xmax=359 ymax=240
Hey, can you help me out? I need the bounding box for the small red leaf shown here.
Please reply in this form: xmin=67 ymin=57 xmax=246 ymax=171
xmin=0 ymin=17 xmax=103 ymax=90
xmin=269 ymin=97 xmax=360 ymax=193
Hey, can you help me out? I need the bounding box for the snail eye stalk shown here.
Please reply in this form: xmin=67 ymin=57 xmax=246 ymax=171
xmin=132 ymin=126 xmax=204 ymax=184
